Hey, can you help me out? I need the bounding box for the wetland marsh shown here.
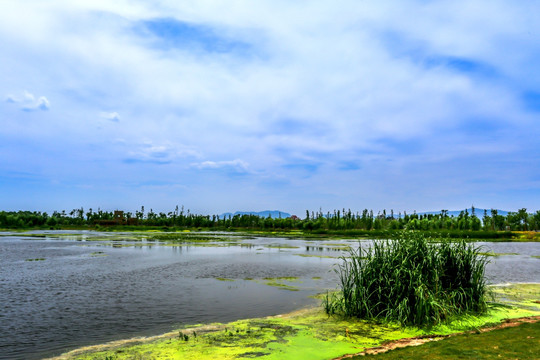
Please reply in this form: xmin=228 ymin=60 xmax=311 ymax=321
xmin=1 ymin=230 xmax=539 ymax=359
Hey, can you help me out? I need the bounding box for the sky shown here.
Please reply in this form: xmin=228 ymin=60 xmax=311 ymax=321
xmin=1 ymin=0 xmax=539 ymax=216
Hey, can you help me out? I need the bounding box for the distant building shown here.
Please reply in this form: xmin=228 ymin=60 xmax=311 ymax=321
xmin=95 ymin=210 xmax=138 ymax=226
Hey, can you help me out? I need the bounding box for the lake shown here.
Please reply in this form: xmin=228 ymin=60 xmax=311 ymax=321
xmin=1 ymin=231 xmax=539 ymax=359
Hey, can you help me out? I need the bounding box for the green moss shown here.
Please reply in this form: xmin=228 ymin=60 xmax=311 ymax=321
xmin=25 ymin=258 xmax=45 ymax=261
xmin=215 ymin=278 xmax=235 ymax=282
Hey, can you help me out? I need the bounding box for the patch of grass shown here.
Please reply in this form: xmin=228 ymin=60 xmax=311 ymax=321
xmin=358 ymin=321 xmax=540 ymax=359
xmin=324 ymin=232 xmax=490 ymax=326
xmin=215 ymin=278 xmax=235 ymax=282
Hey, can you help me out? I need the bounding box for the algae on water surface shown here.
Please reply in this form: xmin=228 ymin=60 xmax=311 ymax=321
xmin=52 ymin=283 xmax=540 ymax=360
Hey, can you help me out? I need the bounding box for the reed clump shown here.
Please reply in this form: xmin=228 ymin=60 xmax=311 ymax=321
xmin=324 ymin=232 xmax=490 ymax=326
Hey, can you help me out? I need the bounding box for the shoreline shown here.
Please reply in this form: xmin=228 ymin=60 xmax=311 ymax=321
xmin=45 ymin=307 xmax=318 ymax=360
xmin=46 ymin=283 xmax=540 ymax=360
xmin=2 ymin=227 xmax=539 ymax=242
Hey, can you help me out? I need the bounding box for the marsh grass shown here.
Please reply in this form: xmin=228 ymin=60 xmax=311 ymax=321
xmin=324 ymin=232 xmax=490 ymax=326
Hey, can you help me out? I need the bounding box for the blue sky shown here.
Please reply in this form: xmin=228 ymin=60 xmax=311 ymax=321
xmin=1 ymin=0 xmax=539 ymax=216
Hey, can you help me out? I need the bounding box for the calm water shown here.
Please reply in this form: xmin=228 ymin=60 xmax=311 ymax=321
xmin=1 ymin=231 xmax=539 ymax=359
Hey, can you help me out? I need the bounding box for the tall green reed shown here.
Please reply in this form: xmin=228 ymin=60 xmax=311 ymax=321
xmin=324 ymin=232 xmax=490 ymax=326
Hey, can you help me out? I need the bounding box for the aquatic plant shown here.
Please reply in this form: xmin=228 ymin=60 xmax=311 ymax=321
xmin=324 ymin=232 xmax=490 ymax=326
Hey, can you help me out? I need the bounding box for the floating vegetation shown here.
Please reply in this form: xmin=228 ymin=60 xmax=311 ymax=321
xmin=263 ymin=276 xmax=300 ymax=282
xmin=490 ymin=283 xmax=540 ymax=311
xmin=478 ymin=252 xmax=520 ymax=257
xmin=294 ymin=254 xmax=337 ymax=259
xmin=324 ymin=232 xmax=490 ymax=327
xmin=531 ymin=255 xmax=540 ymax=259
xmin=322 ymin=242 xmax=352 ymax=247
xmin=265 ymin=244 xmax=300 ymax=249
xmin=25 ymin=258 xmax=45 ymax=261
xmin=326 ymin=246 xmax=351 ymax=252
xmin=245 ymin=277 xmax=302 ymax=291
xmin=145 ymin=232 xmax=251 ymax=243
xmin=263 ymin=281 xmax=299 ymax=291
xmin=261 ymin=277 xmax=301 ymax=291
xmin=215 ymin=278 xmax=235 ymax=282
xmin=90 ymin=251 xmax=107 ymax=257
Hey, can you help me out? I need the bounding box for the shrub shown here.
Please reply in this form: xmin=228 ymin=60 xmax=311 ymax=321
xmin=324 ymin=232 xmax=489 ymax=326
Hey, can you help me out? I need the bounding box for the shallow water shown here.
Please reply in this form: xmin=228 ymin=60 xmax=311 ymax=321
xmin=0 ymin=231 xmax=539 ymax=360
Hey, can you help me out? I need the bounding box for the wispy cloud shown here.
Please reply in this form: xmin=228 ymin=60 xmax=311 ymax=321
xmin=191 ymin=159 xmax=249 ymax=173
xmin=123 ymin=141 xmax=199 ymax=165
xmin=100 ymin=111 xmax=120 ymax=122
xmin=5 ymin=91 xmax=50 ymax=111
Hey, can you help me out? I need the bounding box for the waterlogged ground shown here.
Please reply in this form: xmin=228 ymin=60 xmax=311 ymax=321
xmin=1 ymin=230 xmax=539 ymax=359
xmin=52 ymin=283 xmax=540 ymax=360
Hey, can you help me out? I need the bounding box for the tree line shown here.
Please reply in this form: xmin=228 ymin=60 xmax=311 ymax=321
xmin=1 ymin=206 xmax=539 ymax=232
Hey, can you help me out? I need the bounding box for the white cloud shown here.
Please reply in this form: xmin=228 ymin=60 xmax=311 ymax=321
xmin=191 ymin=159 xmax=249 ymax=173
xmin=124 ymin=141 xmax=200 ymax=164
xmin=5 ymin=91 xmax=50 ymax=111
xmin=100 ymin=111 xmax=120 ymax=122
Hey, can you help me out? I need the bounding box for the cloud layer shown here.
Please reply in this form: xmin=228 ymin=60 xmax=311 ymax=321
xmin=1 ymin=0 xmax=539 ymax=214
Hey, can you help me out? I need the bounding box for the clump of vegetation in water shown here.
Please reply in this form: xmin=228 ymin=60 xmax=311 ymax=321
xmin=324 ymin=232 xmax=490 ymax=326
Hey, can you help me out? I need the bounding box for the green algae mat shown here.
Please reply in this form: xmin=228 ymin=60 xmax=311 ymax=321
xmin=51 ymin=283 xmax=540 ymax=360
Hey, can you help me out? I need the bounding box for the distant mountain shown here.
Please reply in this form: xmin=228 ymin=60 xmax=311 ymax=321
xmin=417 ymin=208 xmax=509 ymax=217
xmin=220 ymin=210 xmax=292 ymax=219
